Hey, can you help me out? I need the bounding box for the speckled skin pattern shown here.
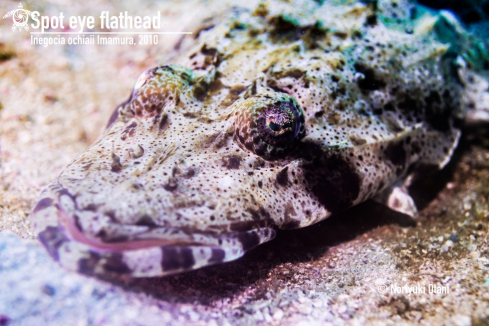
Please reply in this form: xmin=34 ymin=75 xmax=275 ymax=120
xmin=30 ymin=0 xmax=478 ymax=277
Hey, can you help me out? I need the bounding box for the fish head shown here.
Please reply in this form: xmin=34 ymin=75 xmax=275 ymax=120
xmin=31 ymin=61 xmax=357 ymax=277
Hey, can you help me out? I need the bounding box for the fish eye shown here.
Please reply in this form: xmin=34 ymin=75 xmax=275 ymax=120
xmin=258 ymin=103 xmax=301 ymax=146
xmin=131 ymin=67 xmax=158 ymax=98
xmin=234 ymin=92 xmax=305 ymax=159
xmin=132 ymin=69 xmax=154 ymax=96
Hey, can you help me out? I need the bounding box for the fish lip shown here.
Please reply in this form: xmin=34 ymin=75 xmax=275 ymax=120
xmin=56 ymin=205 xmax=201 ymax=252
xmin=55 ymin=198 xmax=276 ymax=253
xmin=35 ymin=191 xmax=277 ymax=277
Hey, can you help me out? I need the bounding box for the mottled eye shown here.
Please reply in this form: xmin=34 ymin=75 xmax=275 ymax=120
xmin=257 ymin=104 xmax=302 ymax=147
xmin=129 ymin=65 xmax=193 ymax=118
xmin=132 ymin=68 xmax=156 ymax=98
xmin=234 ymin=92 xmax=305 ymax=159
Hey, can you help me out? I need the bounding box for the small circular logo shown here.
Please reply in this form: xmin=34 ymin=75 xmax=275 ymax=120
xmin=377 ymin=284 xmax=388 ymax=294
xmin=3 ymin=3 xmax=32 ymax=32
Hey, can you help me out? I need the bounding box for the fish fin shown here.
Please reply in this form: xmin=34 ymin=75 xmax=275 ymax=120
xmin=374 ymin=177 xmax=418 ymax=218
xmin=410 ymin=128 xmax=461 ymax=171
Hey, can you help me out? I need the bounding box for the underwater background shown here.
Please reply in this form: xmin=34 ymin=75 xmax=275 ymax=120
xmin=0 ymin=0 xmax=488 ymax=325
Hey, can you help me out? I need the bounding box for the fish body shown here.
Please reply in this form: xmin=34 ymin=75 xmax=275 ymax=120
xmin=31 ymin=0 xmax=487 ymax=277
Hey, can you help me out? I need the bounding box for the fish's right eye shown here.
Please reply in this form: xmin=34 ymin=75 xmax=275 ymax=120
xmin=132 ymin=68 xmax=157 ymax=98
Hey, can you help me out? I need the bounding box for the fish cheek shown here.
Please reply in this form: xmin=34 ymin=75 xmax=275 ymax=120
xmin=384 ymin=140 xmax=407 ymax=176
xmin=282 ymin=202 xmax=300 ymax=229
xmin=301 ymin=155 xmax=361 ymax=214
xmin=276 ymin=167 xmax=289 ymax=186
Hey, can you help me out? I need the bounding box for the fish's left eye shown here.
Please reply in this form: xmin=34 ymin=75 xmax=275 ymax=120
xmin=258 ymin=103 xmax=302 ymax=147
xmin=234 ymin=92 xmax=305 ymax=159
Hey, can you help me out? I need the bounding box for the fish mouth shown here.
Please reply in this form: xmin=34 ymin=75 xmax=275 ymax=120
xmin=33 ymin=185 xmax=276 ymax=277
xmin=58 ymin=208 xmax=197 ymax=251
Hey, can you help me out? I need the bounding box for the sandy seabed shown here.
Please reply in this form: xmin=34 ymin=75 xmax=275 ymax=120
xmin=0 ymin=0 xmax=488 ymax=325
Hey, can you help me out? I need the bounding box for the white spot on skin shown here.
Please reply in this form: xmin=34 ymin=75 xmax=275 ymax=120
xmin=219 ymin=175 xmax=235 ymax=188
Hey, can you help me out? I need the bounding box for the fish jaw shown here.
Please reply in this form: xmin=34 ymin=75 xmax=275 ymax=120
xmin=31 ymin=185 xmax=275 ymax=278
